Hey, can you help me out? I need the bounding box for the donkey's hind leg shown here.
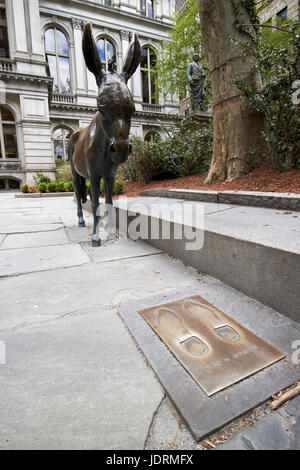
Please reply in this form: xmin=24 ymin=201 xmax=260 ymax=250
xmin=71 ymin=165 xmax=86 ymax=227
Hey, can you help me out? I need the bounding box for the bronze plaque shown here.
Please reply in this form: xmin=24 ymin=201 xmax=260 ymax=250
xmin=139 ymin=295 xmax=285 ymax=396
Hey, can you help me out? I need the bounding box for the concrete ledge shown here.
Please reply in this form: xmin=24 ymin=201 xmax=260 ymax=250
xmin=140 ymin=189 xmax=300 ymax=211
xmin=15 ymin=192 xmax=75 ymax=199
xmin=112 ymin=198 xmax=300 ymax=323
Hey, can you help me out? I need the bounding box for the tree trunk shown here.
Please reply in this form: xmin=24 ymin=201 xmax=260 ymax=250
xmin=198 ymin=0 xmax=266 ymax=183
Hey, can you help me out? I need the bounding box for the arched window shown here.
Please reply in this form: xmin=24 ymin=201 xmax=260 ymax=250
xmin=45 ymin=28 xmax=71 ymax=94
xmin=140 ymin=0 xmax=154 ymax=18
xmin=53 ymin=127 xmax=72 ymax=162
xmin=141 ymin=46 xmax=157 ymax=104
xmin=0 ymin=107 xmax=18 ymax=160
xmin=96 ymin=37 xmax=116 ymax=72
xmin=144 ymin=131 xmax=161 ymax=142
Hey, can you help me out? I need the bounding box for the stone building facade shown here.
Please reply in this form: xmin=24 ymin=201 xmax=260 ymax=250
xmin=0 ymin=0 xmax=179 ymax=188
xmin=259 ymin=0 xmax=299 ymax=22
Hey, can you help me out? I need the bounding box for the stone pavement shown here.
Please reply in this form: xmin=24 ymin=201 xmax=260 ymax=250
xmin=0 ymin=192 xmax=299 ymax=450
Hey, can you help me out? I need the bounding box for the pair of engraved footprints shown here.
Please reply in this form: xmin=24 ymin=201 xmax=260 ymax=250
xmin=156 ymin=300 xmax=240 ymax=357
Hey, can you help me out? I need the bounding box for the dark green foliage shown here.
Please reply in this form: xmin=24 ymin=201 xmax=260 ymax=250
xmin=20 ymin=184 xmax=28 ymax=193
xmin=100 ymin=178 xmax=124 ymax=196
xmin=233 ymin=18 xmax=300 ymax=169
xmin=156 ymin=0 xmax=211 ymax=105
xmin=65 ymin=181 xmax=74 ymax=192
xmin=38 ymin=182 xmax=48 ymax=193
xmin=120 ymin=120 xmax=213 ymax=183
xmin=47 ymin=182 xmax=57 ymax=193
xmin=33 ymin=172 xmax=51 ymax=185
xmin=55 ymin=181 xmax=66 ymax=192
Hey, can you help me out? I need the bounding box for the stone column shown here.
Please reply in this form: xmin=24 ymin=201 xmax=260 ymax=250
xmin=72 ymin=18 xmax=86 ymax=94
xmin=120 ymin=31 xmax=132 ymax=93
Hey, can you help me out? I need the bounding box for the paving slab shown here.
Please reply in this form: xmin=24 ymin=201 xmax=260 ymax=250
xmin=0 ymin=229 xmax=69 ymax=250
xmin=0 ymin=224 xmax=64 ymax=234
xmin=0 ymin=253 xmax=202 ymax=332
xmin=118 ymin=287 xmax=300 ymax=442
xmin=0 ymin=215 xmax=62 ymax=226
xmin=0 ymin=309 xmax=163 ymax=450
xmin=83 ymin=238 xmax=162 ymax=263
xmin=66 ymin=226 xmax=92 ymax=244
xmin=218 ymin=395 xmax=300 ymax=450
xmin=0 ymin=244 xmax=90 ymax=277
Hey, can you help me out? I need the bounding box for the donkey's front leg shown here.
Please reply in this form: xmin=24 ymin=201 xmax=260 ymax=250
xmin=104 ymin=176 xmax=116 ymax=239
xmin=90 ymin=177 xmax=101 ymax=247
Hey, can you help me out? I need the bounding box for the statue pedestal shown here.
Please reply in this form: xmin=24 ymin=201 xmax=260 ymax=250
xmin=185 ymin=110 xmax=213 ymax=129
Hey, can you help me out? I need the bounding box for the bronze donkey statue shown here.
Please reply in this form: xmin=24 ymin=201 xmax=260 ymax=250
xmin=69 ymin=23 xmax=141 ymax=246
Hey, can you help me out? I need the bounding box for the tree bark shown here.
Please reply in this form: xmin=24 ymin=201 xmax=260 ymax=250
xmin=198 ymin=0 xmax=266 ymax=183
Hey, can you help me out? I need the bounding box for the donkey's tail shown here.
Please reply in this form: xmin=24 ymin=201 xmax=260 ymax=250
xmin=69 ymin=130 xmax=88 ymax=204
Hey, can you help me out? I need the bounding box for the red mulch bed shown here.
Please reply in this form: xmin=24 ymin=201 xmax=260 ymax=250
xmin=119 ymin=166 xmax=300 ymax=198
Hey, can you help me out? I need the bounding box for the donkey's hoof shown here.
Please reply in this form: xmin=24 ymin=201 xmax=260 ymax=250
xmin=91 ymin=238 xmax=101 ymax=247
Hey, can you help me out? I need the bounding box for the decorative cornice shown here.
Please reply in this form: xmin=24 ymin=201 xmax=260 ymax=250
xmin=0 ymin=71 xmax=53 ymax=87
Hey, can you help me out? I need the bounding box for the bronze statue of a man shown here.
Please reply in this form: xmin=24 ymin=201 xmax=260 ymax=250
xmin=187 ymin=54 xmax=206 ymax=112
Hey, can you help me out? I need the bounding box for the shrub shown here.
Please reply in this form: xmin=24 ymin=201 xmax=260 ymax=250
xmin=33 ymin=171 xmax=51 ymax=185
xmin=47 ymin=182 xmax=57 ymax=193
xmin=100 ymin=178 xmax=124 ymax=196
xmin=28 ymin=184 xmax=37 ymax=193
xmin=56 ymin=181 xmax=66 ymax=192
xmin=56 ymin=162 xmax=72 ymax=182
xmin=55 ymin=157 xmax=64 ymax=168
xmin=65 ymin=181 xmax=74 ymax=192
xmin=234 ymin=18 xmax=300 ymax=169
xmin=38 ymin=182 xmax=47 ymax=193
xmin=119 ymin=120 xmax=213 ymax=183
xmin=20 ymin=184 xmax=28 ymax=193
xmin=113 ymin=179 xmax=124 ymax=195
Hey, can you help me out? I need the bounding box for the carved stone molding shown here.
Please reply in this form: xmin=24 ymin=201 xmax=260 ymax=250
xmin=120 ymin=30 xmax=132 ymax=41
xmin=72 ymin=18 xmax=83 ymax=30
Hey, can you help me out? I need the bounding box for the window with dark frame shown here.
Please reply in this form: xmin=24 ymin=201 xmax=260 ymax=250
xmin=0 ymin=107 xmax=18 ymax=160
xmin=45 ymin=28 xmax=71 ymax=94
xmin=0 ymin=0 xmax=10 ymax=59
xmin=53 ymin=127 xmax=72 ymax=162
xmin=140 ymin=46 xmax=157 ymax=104
xmin=276 ymin=6 xmax=288 ymax=20
xmin=140 ymin=0 xmax=154 ymax=19
xmin=96 ymin=37 xmax=116 ymax=72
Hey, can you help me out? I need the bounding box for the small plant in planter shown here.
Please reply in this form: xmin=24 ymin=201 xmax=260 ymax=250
xmin=20 ymin=184 xmax=29 ymax=194
xmin=55 ymin=181 xmax=66 ymax=192
xmin=47 ymin=182 xmax=57 ymax=193
xmin=65 ymin=182 xmax=74 ymax=192
xmin=38 ymin=182 xmax=48 ymax=193
xmin=28 ymin=184 xmax=37 ymax=193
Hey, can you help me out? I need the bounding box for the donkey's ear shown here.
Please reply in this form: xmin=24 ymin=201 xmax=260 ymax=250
xmin=82 ymin=23 xmax=103 ymax=86
xmin=122 ymin=33 xmax=141 ymax=82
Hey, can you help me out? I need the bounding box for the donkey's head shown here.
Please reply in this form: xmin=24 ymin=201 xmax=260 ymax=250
xmin=82 ymin=24 xmax=141 ymax=164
